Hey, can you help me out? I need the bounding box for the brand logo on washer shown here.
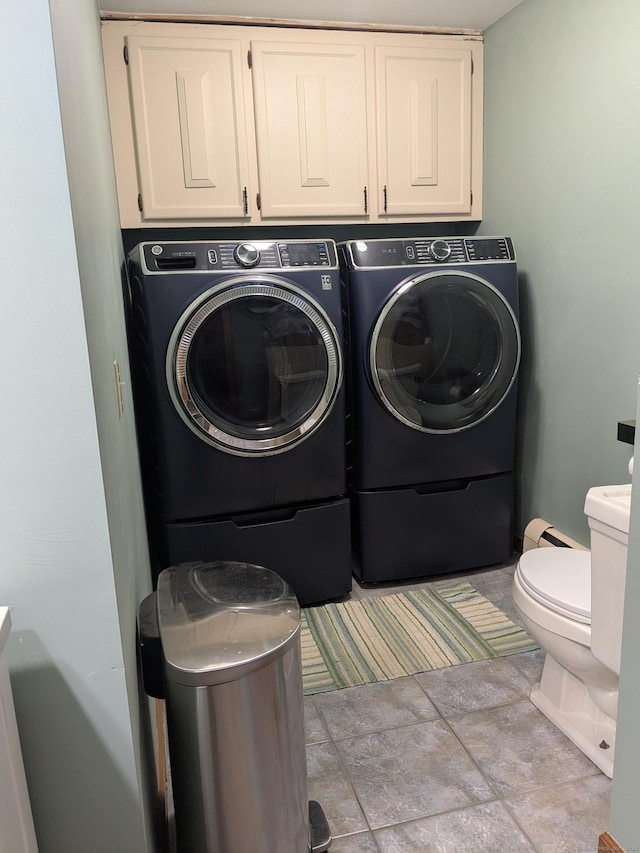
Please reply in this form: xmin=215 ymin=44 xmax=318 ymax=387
xmin=321 ymin=275 xmax=332 ymax=290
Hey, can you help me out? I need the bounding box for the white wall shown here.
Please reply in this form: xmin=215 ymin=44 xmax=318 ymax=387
xmin=481 ymin=0 xmax=640 ymax=544
xmin=99 ymin=0 xmax=523 ymax=31
xmin=0 ymin=0 xmax=151 ymax=850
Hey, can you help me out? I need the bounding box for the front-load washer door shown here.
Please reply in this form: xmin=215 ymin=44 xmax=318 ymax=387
xmin=167 ymin=276 xmax=342 ymax=456
xmin=370 ymin=270 xmax=520 ymax=433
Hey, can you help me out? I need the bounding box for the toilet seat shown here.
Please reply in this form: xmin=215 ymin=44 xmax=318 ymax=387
xmin=516 ymin=548 xmax=591 ymax=624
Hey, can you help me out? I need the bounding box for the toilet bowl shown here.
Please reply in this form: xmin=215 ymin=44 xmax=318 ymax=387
xmin=512 ymin=484 xmax=631 ymax=778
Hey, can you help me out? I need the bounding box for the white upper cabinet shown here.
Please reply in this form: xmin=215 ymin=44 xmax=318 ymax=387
xmin=102 ymin=23 xmax=259 ymax=226
xmin=101 ymin=22 xmax=483 ymax=227
xmin=374 ymin=44 xmax=474 ymax=217
xmin=124 ymin=34 xmax=252 ymax=221
xmin=250 ymin=40 xmax=369 ymax=219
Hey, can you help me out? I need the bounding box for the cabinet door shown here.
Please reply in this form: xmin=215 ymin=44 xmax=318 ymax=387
xmin=376 ymin=45 xmax=473 ymax=217
xmin=250 ymin=41 xmax=369 ymax=219
xmin=126 ymin=35 xmax=251 ymax=220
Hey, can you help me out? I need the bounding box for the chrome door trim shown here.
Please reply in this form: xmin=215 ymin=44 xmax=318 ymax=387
xmin=166 ymin=275 xmax=342 ymax=456
xmin=369 ymin=269 xmax=520 ymax=434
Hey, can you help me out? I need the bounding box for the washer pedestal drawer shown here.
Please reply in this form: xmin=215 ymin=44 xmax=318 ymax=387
xmin=353 ymin=473 xmax=514 ymax=583
xmin=165 ymin=497 xmax=352 ymax=606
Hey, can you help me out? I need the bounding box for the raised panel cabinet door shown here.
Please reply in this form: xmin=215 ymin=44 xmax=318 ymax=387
xmin=376 ymin=45 xmax=473 ymax=217
xmin=250 ymin=41 xmax=369 ymax=219
xmin=126 ymin=35 xmax=251 ymax=220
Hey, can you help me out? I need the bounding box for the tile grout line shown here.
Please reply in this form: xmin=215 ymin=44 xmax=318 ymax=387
xmin=308 ymin=692 xmax=381 ymax=845
xmin=305 ymin=560 xmax=609 ymax=851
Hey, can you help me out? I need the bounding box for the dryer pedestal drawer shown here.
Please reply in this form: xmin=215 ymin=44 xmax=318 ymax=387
xmin=165 ymin=497 xmax=352 ymax=606
xmin=353 ymin=473 xmax=514 ymax=583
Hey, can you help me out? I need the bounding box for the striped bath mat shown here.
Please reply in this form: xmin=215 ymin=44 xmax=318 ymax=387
xmin=301 ymin=580 xmax=538 ymax=695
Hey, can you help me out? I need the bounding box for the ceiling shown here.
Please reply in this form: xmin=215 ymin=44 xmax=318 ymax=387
xmin=99 ymin=0 xmax=526 ymax=32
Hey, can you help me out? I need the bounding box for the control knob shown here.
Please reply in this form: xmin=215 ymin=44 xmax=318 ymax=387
xmin=234 ymin=243 xmax=260 ymax=268
xmin=429 ymin=239 xmax=452 ymax=262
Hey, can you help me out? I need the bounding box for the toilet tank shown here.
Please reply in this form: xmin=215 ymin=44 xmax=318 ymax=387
xmin=585 ymin=484 xmax=632 ymax=676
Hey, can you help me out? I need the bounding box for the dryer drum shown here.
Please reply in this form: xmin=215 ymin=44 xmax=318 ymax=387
xmin=167 ymin=278 xmax=343 ymax=456
xmin=370 ymin=270 xmax=521 ymax=433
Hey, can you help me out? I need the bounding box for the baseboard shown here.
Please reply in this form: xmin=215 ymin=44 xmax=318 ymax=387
xmin=599 ymin=832 xmax=625 ymax=852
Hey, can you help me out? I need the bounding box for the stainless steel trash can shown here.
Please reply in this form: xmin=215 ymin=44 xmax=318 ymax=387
xmin=154 ymin=561 xmax=330 ymax=853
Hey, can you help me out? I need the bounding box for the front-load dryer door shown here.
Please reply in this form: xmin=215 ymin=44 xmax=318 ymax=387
xmin=370 ymin=270 xmax=520 ymax=433
xmin=167 ymin=276 xmax=342 ymax=455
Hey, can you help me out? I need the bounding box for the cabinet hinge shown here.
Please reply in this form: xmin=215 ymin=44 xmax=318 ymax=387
xmin=256 ymin=192 xmax=261 ymax=211
xmin=123 ymin=44 xmax=129 ymax=65
xmin=247 ymin=50 xmax=252 ymax=69
xmin=137 ymin=193 xmax=143 ymax=212
xmin=470 ymin=190 xmax=473 ymax=207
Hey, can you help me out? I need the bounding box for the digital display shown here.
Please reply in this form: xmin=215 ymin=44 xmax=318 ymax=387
xmin=278 ymin=242 xmax=330 ymax=266
xmin=465 ymin=239 xmax=512 ymax=261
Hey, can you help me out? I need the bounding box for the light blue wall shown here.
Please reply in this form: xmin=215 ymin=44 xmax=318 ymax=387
xmin=0 ymin=0 xmax=151 ymax=850
xmin=5 ymin=0 xmax=638 ymax=847
xmin=482 ymin=0 xmax=640 ymax=543
xmin=48 ymin=0 xmax=158 ymax=845
xmin=484 ymin=0 xmax=640 ymax=844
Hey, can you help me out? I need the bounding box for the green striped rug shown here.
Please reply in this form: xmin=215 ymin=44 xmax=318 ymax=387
xmin=301 ymin=580 xmax=538 ymax=695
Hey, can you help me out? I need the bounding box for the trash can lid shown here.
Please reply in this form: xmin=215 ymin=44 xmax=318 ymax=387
xmin=156 ymin=562 xmax=301 ymax=687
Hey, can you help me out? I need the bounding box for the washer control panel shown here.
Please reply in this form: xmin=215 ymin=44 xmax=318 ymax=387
xmin=139 ymin=240 xmax=337 ymax=273
xmin=345 ymin=237 xmax=515 ymax=269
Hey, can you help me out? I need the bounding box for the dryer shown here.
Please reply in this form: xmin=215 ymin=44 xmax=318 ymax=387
xmin=126 ymin=238 xmax=351 ymax=605
xmin=339 ymin=236 xmax=520 ymax=583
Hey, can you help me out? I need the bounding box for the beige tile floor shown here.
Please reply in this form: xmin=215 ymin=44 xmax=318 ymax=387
xmin=305 ymin=560 xmax=611 ymax=853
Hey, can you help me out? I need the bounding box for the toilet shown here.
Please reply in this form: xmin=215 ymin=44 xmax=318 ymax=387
xmin=512 ymin=483 xmax=632 ymax=778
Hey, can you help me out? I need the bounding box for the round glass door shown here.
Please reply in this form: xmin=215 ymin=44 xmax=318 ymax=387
xmin=370 ymin=270 xmax=520 ymax=433
xmin=167 ymin=277 xmax=342 ymax=455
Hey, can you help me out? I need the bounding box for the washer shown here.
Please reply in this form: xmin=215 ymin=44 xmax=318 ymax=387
xmin=126 ymin=239 xmax=351 ymax=605
xmin=339 ymin=236 xmax=520 ymax=583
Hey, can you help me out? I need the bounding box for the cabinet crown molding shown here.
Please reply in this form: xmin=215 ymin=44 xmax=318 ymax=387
xmin=101 ymin=13 xmax=483 ymax=39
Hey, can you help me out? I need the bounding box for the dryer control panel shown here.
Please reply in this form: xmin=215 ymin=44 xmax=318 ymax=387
xmin=343 ymin=237 xmax=515 ymax=269
xmin=139 ymin=240 xmax=338 ymax=274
